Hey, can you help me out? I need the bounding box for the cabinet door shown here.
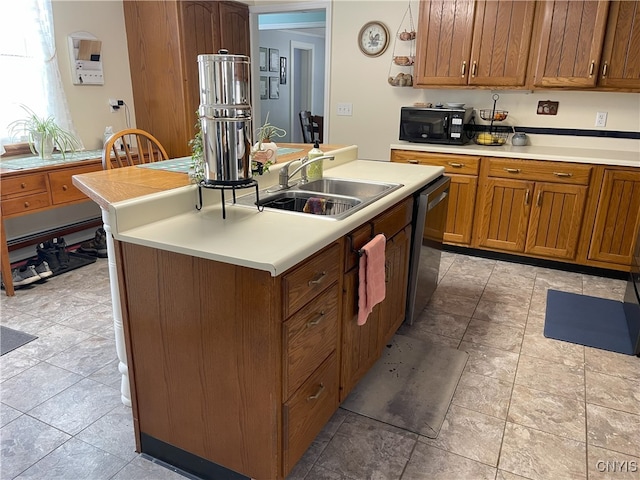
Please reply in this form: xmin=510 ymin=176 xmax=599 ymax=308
xmin=445 ymin=174 xmax=477 ymax=245
xmin=468 ymin=0 xmax=535 ymax=86
xmin=599 ymin=1 xmax=640 ymax=89
xmin=219 ymin=2 xmax=250 ymax=56
xmin=525 ymin=183 xmax=587 ymax=260
xmin=378 ymin=226 xmax=411 ymax=347
xmin=477 ymin=178 xmax=533 ymax=252
xmin=180 ymin=1 xmax=222 ymax=145
xmin=533 ymin=0 xmax=609 ymax=88
xmin=415 ymin=0 xmax=476 ymax=86
xmin=589 ymin=169 xmax=640 ymax=266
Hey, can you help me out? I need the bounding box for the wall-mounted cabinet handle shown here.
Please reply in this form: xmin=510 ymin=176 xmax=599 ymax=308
xmin=306 ymin=311 xmax=325 ymax=328
xmin=448 ymin=162 xmax=464 ymax=168
xmin=461 ymin=61 xmax=466 ymax=77
xmin=307 ymin=383 xmax=325 ymax=401
xmin=589 ymin=60 xmax=595 ymax=77
xmin=525 ymin=189 xmax=530 ymax=206
xmin=308 ymin=271 xmax=327 ymax=286
xmin=504 ymin=168 xmax=521 ymax=174
xmin=537 ymin=191 xmax=542 ymax=207
xmin=602 ymin=62 xmax=608 ymax=78
xmin=407 ymin=159 xmax=419 ymax=164
xmin=471 ymin=61 xmax=477 ymax=77
xmin=553 ymin=172 xmax=572 ymax=178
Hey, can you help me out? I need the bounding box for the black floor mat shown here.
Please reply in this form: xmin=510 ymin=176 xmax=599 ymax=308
xmin=50 ymin=251 xmax=98 ymax=276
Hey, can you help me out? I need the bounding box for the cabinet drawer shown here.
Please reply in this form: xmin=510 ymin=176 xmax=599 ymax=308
xmin=1 ymin=173 xmax=48 ymax=198
xmin=344 ymin=223 xmax=373 ymax=273
xmin=392 ymin=150 xmax=480 ymax=175
xmin=283 ymin=284 xmax=339 ymax=399
xmin=487 ymin=158 xmax=592 ymax=185
xmin=1 ymin=192 xmax=51 ymax=216
xmin=373 ymin=197 xmax=413 ymax=239
xmin=49 ymin=164 xmax=100 ymax=204
xmin=282 ymin=352 xmax=338 ymax=476
xmin=282 ymin=243 xmax=340 ymax=318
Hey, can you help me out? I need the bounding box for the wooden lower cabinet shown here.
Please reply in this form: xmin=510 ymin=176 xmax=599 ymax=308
xmin=588 ymin=168 xmax=640 ymax=266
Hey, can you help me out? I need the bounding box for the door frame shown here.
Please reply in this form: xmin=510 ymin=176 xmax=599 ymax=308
xmin=249 ymin=1 xmax=331 ymax=143
xmin=290 ymin=41 xmax=314 ymax=143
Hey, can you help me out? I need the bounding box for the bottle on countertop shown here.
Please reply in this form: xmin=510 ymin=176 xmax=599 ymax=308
xmin=306 ymin=140 xmax=324 ymax=182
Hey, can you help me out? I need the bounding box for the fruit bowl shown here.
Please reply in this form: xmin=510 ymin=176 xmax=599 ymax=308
xmin=479 ymin=109 xmax=508 ymax=121
xmin=474 ymin=131 xmax=509 ymax=146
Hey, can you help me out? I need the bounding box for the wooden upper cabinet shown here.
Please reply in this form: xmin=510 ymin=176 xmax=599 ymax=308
xmin=415 ymin=0 xmax=535 ymax=87
xmin=219 ymin=2 xmax=250 ymax=56
xmin=532 ymin=0 xmax=610 ymax=88
xmin=469 ymin=1 xmax=536 ymax=86
xmin=598 ymin=1 xmax=640 ymax=89
xmin=415 ymin=0 xmax=476 ymax=86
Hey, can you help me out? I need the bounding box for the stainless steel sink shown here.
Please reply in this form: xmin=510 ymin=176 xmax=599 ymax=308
xmin=233 ymin=177 xmax=402 ymax=220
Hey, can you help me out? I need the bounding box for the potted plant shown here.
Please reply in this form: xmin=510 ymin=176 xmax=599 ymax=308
xmin=8 ymin=105 xmax=80 ymax=159
xmin=251 ymin=112 xmax=286 ymax=172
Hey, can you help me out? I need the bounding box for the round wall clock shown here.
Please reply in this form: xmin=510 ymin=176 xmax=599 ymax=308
xmin=358 ymin=21 xmax=390 ymax=57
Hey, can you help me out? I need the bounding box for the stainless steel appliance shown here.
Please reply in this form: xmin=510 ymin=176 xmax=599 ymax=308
xmin=400 ymin=106 xmax=474 ymax=145
xmin=623 ymin=222 xmax=640 ymax=355
xmin=406 ymin=175 xmax=450 ymax=324
xmin=198 ymin=50 xmax=253 ymax=186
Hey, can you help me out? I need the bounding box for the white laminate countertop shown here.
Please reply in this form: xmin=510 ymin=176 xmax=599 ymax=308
xmin=390 ymin=142 xmax=640 ymax=168
xmin=108 ymin=159 xmax=444 ymax=276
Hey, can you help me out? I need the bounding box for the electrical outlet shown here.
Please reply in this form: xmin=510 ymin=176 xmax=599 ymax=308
xmin=595 ymin=112 xmax=608 ymax=127
xmin=337 ymin=103 xmax=353 ymax=116
xmin=108 ymin=98 xmax=123 ymax=113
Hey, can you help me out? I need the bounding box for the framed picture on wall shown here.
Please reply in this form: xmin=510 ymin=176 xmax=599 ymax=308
xmin=269 ymin=76 xmax=279 ymax=99
xmin=260 ymin=76 xmax=268 ymax=99
xmin=259 ymin=47 xmax=267 ymax=71
xmin=269 ymin=48 xmax=279 ymax=72
xmin=279 ymin=57 xmax=287 ymax=85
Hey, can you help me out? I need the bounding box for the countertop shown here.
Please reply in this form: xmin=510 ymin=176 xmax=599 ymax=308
xmin=390 ymin=142 xmax=640 ymax=168
xmin=73 ymin=144 xmax=444 ymax=276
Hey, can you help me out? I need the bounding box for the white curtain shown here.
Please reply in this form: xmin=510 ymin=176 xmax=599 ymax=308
xmin=0 ymin=0 xmax=84 ymax=151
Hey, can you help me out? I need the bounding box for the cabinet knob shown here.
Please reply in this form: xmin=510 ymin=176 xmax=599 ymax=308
xmin=21 ymin=183 xmax=26 ymax=189
xmin=504 ymin=168 xmax=521 ymax=174
xmin=24 ymin=201 xmax=30 ymax=208
xmin=62 ymin=185 xmax=68 ymax=191
xmin=308 ymin=271 xmax=327 ymax=286
xmin=448 ymin=162 xmax=464 ymax=168
xmin=307 ymin=383 xmax=325 ymax=401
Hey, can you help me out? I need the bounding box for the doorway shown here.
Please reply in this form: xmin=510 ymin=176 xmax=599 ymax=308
xmin=250 ymin=3 xmax=329 ymax=144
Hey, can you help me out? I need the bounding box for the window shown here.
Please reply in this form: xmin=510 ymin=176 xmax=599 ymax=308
xmin=0 ymin=0 xmax=82 ymax=153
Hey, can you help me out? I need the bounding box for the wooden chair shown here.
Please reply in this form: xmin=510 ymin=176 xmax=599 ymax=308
xmin=298 ymin=111 xmax=323 ymax=144
xmin=102 ymin=128 xmax=169 ymax=169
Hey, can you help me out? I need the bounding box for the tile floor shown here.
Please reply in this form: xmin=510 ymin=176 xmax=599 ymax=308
xmin=1 ymin=252 xmax=639 ymax=480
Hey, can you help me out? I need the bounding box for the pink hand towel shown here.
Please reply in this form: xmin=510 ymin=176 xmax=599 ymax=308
xmin=357 ymin=234 xmax=386 ymax=326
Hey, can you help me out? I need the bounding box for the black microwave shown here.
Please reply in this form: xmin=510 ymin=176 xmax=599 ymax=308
xmin=399 ymin=106 xmax=474 ymax=145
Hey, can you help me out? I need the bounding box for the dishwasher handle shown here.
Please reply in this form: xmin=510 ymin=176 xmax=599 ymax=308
xmin=427 ymin=190 xmax=448 ymax=212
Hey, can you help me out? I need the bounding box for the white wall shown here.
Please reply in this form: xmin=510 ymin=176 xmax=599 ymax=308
xmin=52 ymin=0 xmax=136 ymax=150
xmin=329 ymin=1 xmax=640 ymax=160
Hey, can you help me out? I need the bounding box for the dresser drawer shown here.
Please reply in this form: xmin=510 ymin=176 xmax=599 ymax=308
xmin=283 ymin=284 xmax=339 ymax=400
xmin=1 ymin=192 xmax=51 ymax=216
xmin=282 ymin=243 xmax=340 ymax=318
xmin=392 ymin=150 xmax=480 ymax=175
xmin=49 ymin=165 xmax=99 ymax=204
xmin=1 ymin=173 xmax=48 ymax=198
xmin=486 ymin=158 xmax=592 ymax=185
xmin=282 ymin=352 xmax=339 ymax=476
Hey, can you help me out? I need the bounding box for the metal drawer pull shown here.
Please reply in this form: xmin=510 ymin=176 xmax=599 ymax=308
xmin=589 ymin=60 xmax=595 ymax=76
xmin=504 ymin=168 xmax=521 ymax=174
xmin=461 ymin=61 xmax=466 ymax=76
xmin=308 ymin=271 xmax=327 ymax=286
xmin=448 ymin=162 xmax=464 ymax=168
xmin=525 ymin=189 xmax=530 ymax=206
xmin=307 ymin=383 xmax=325 ymax=401
xmin=306 ymin=311 xmax=325 ymax=328
xmin=553 ymin=172 xmax=572 ymax=178
xmin=407 ymin=159 xmax=419 ymax=164
xmin=602 ymin=63 xmax=608 ymax=78
xmin=471 ymin=61 xmax=477 ymax=77
xmin=24 ymin=201 xmax=30 ymax=208
xmin=537 ymin=191 xmax=542 ymax=207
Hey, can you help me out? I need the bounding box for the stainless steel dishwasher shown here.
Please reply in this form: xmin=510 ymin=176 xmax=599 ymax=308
xmin=406 ymin=175 xmax=450 ymax=325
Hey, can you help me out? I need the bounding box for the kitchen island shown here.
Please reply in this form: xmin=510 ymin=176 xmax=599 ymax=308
xmin=73 ymin=144 xmax=444 ymax=479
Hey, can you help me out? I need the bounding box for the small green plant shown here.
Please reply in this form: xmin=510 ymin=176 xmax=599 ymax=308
xmin=8 ymin=105 xmax=80 ymax=159
xmin=252 ymin=112 xmax=286 ymax=173
xmin=189 ymin=117 xmax=205 ymax=184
